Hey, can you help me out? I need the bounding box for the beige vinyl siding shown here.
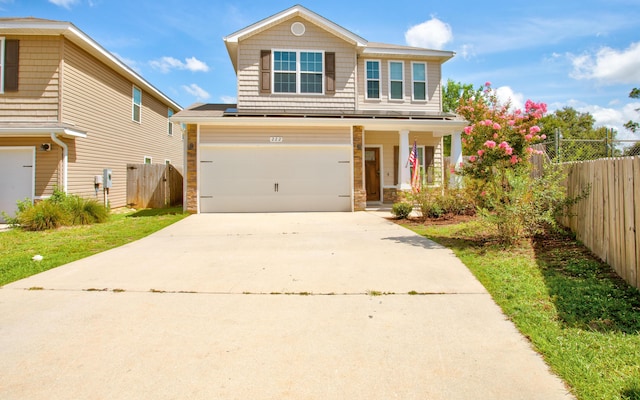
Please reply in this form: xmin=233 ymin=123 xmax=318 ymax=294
xmin=61 ymin=39 xmax=182 ymax=207
xmin=200 ymin=125 xmax=350 ymax=145
xmin=0 ymin=138 xmax=61 ymax=198
xmin=357 ymin=57 xmax=442 ymax=113
xmin=237 ymin=16 xmax=356 ymax=111
xmin=0 ymin=35 xmax=60 ymax=122
xmin=364 ymin=130 xmax=442 ymax=187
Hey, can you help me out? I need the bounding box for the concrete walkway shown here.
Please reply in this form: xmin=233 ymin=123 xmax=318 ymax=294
xmin=0 ymin=212 xmax=574 ymax=399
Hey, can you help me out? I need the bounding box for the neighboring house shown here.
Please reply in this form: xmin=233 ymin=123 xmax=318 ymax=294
xmin=0 ymin=18 xmax=182 ymax=221
xmin=172 ymin=5 xmax=466 ymax=213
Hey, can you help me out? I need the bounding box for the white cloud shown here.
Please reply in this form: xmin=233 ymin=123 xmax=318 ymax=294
xmin=569 ymin=42 xmax=640 ymax=84
xmin=182 ymin=84 xmax=210 ymax=101
xmin=405 ymin=17 xmax=452 ymax=50
xmin=220 ymin=95 xmax=237 ymax=104
xmin=48 ymin=0 xmax=79 ymax=9
xmin=562 ymin=99 xmax=640 ymax=140
xmin=494 ymin=86 xmax=525 ymax=111
xmin=150 ymin=56 xmax=210 ymax=73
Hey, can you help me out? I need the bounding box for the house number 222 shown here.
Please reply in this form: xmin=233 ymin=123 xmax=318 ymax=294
xmin=270 ymin=136 xmax=283 ymax=143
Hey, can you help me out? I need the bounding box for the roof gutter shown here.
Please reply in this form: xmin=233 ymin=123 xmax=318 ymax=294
xmin=50 ymin=132 xmax=68 ymax=193
xmin=171 ymin=115 xmax=467 ymax=135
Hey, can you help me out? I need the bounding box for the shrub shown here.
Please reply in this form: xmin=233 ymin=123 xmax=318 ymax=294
xmin=409 ymin=187 xmax=475 ymax=220
xmin=391 ymin=202 xmax=413 ymax=219
xmin=65 ymin=196 xmax=109 ymax=225
xmin=409 ymin=188 xmax=443 ymax=219
xmin=16 ymin=200 xmax=69 ymax=231
xmin=10 ymin=189 xmax=109 ymax=231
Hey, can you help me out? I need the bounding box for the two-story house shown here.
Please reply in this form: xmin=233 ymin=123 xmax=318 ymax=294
xmin=0 ymin=18 xmax=182 ymax=221
xmin=173 ymin=5 xmax=466 ymax=213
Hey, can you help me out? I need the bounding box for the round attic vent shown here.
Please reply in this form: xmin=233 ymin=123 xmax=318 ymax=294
xmin=291 ymin=22 xmax=306 ymax=36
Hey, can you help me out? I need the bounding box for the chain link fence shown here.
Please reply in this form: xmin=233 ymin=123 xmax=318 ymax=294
xmin=537 ymin=131 xmax=640 ymax=162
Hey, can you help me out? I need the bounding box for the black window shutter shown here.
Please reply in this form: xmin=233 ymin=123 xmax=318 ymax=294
xmin=260 ymin=50 xmax=271 ymax=94
xmin=325 ymin=52 xmax=335 ymax=94
xmin=5 ymin=40 xmax=19 ymax=92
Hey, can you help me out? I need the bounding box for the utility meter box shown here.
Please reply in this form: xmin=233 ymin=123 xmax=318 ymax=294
xmin=103 ymin=168 xmax=112 ymax=188
xmin=94 ymin=175 xmax=103 ymax=185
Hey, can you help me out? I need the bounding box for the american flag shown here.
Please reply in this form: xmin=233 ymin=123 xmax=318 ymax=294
xmin=408 ymin=140 xmax=421 ymax=193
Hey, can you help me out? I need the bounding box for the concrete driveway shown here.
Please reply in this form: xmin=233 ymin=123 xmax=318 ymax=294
xmin=0 ymin=212 xmax=574 ymax=399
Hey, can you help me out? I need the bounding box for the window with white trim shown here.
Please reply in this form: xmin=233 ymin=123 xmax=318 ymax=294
xmin=168 ymin=108 xmax=174 ymax=136
xmin=389 ymin=61 xmax=403 ymax=100
xmin=132 ymin=86 xmax=142 ymax=123
xmin=273 ymin=50 xmax=323 ymax=94
xmin=144 ymin=156 xmax=152 ymax=164
xmin=412 ymin=62 xmax=427 ymax=101
xmin=365 ymin=60 xmax=380 ymax=99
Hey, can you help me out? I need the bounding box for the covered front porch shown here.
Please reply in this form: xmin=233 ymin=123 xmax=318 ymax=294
xmin=352 ymin=120 xmax=466 ymax=210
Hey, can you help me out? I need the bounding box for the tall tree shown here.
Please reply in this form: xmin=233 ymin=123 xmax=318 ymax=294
xmin=539 ymin=107 xmax=613 ymax=160
xmin=442 ymin=80 xmax=481 ymax=155
xmin=623 ymin=87 xmax=640 ymax=133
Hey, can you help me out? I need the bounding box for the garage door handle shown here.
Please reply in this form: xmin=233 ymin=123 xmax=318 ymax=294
xmin=274 ymin=182 xmax=279 ymax=192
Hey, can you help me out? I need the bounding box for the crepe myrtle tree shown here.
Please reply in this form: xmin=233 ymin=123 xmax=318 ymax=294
xmin=455 ymin=83 xmax=571 ymax=243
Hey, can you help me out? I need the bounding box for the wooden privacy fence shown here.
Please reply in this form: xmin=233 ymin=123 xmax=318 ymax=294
xmin=126 ymin=164 xmax=183 ymax=209
xmin=559 ymin=156 xmax=640 ymax=290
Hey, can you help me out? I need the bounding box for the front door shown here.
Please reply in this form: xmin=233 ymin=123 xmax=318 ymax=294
xmin=365 ymin=147 xmax=380 ymax=201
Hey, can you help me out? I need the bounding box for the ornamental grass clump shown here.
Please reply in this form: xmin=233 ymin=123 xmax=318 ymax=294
xmin=8 ymin=189 xmax=109 ymax=231
xmin=456 ymin=82 xmax=580 ymax=244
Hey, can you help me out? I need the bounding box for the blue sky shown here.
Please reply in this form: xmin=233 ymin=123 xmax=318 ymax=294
xmin=3 ymin=0 xmax=640 ymax=139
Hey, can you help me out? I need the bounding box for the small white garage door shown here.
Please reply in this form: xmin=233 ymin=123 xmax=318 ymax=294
xmin=200 ymin=146 xmax=352 ymax=212
xmin=0 ymin=147 xmax=34 ymax=222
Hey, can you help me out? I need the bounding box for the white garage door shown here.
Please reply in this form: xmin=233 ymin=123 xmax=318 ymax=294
xmin=200 ymin=146 xmax=352 ymax=212
xmin=0 ymin=147 xmax=34 ymax=222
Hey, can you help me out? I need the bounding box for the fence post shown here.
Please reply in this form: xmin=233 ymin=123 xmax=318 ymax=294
xmin=555 ymin=128 xmax=561 ymax=163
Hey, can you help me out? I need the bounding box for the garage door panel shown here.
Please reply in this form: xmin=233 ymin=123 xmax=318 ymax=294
xmin=0 ymin=147 xmax=34 ymax=222
xmin=200 ymin=146 xmax=351 ymax=212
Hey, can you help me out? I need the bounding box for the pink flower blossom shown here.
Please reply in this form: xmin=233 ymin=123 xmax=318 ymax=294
xmin=464 ymin=126 xmax=474 ymax=135
xmin=505 ymin=147 xmax=513 ymax=155
xmin=484 ymin=140 xmax=497 ymax=149
xmin=498 ymin=141 xmax=509 ymax=149
xmin=508 ymin=120 xmax=516 ymax=126
xmin=541 ymin=134 xmax=547 ymax=140
xmin=493 ymin=123 xmax=501 ymax=130
xmin=529 ymin=126 xmax=541 ymax=134
xmin=526 ymin=147 xmax=534 ymax=154
xmin=510 ymin=155 xmax=519 ymax=164
xmin=481 ymin=191 xmax=487 ymax=197
xmin=485 ymin=81 xmax=491 ymax=87
xmin=525 ymin=134 xmax=533 ymax=141
xmin=485 ymin=119 xmax=493 ymax=126
xmin=477 ymin=149 xmax=485 ymax=156
xmin=493 ymin=133 xmax=499 ymax=139
xmin=462 ymin=138 xmax=467 ymax=144
xmin=469 ymin=155 xmax=477 ymax=162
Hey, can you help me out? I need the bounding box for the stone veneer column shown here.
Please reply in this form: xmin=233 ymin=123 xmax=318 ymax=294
xmin=185 ymin=124 xmax=198 ymax=213
xmin=352 ymin=125 xmax=366 ymax=211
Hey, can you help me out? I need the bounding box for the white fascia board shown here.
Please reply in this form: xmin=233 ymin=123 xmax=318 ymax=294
xmin=172 ymin=116 xmax=467 ymax=134
xmin=0 ymin=127 xmax=87 ymax=138
xmin=224 ymin=5 xmax=367 ymax=47
xmin=362 ymin=47 xmax=455 ymax=61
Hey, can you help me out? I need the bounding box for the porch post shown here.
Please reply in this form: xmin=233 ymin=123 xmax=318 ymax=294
xmin=449 ymin=131 xmax=463 ymax=188
xmin=398 ymin=129 xmax=411 ymax=190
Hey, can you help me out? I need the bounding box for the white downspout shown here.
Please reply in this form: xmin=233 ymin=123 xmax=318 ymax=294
xmin=50 ymin=132 xmax=68 ymax=193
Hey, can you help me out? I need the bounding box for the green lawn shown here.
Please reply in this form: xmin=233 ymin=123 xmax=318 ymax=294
xmin=0 ymin=208 xmax=188 ymax=286
xmin=407 ymin=220 xmax=640 ymax=400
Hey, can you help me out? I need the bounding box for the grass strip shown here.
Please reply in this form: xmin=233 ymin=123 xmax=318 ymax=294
xmin=0 ymin=208 xmax=188 ymax=286
xmin=406 ymin=220 xmax=640 ymax=400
